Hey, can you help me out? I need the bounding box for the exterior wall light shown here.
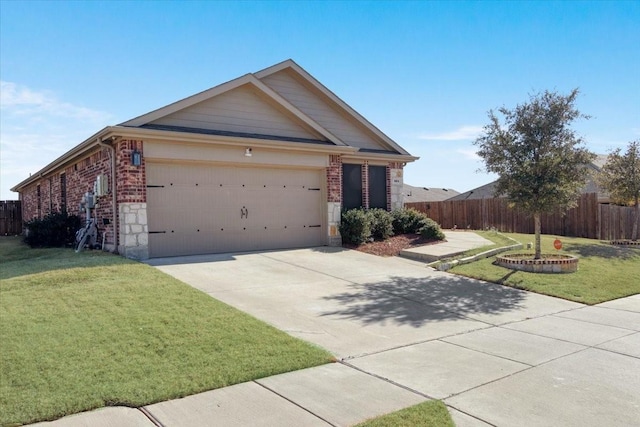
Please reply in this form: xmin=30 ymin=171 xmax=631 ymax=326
xmin=245 ymin=148 xmax=252 ymax=157
xmin=131 ymin=149 xmax=142 ymax=166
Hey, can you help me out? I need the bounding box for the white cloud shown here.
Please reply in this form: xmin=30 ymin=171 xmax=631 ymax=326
xmin=0 ymin=81 xmax=114 ymax=199
xmin=1 ymin=81 xmax=110 ymax=122
xmin=456 ymin=147 xmax=481 ymax=160
xmin=418 ymin=125 xmax=483 ymax=141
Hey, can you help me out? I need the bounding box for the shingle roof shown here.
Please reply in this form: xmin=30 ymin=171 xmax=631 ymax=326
xmin=403 ymin=184 xmax=460 ymax=203
xmin=446 ymin=157 xmax=610 ymax=202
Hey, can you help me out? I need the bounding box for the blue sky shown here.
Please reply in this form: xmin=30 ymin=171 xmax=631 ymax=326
xmin=1 ymin=1 xmax=638 ymax=200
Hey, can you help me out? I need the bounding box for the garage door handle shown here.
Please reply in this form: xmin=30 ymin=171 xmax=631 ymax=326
xmin=241 ymin=207 xmax=248 ymax=219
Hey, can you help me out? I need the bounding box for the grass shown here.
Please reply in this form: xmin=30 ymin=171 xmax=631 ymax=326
xmin=450 ymin=232 xmax=640 ymax=304
xmin=0 ymin=237 xmax=332 ymax=426
xmin=353 ymin=400 xmax=454 ymax=427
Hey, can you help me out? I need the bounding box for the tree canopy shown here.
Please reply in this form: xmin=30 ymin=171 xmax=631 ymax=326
xmin=599 ymin=140 xmax=640 ymax=207
xmin=474 ymin=89 xmax=595 ymax=258
xmin=599 ymin=140 xmax=640 ymax=240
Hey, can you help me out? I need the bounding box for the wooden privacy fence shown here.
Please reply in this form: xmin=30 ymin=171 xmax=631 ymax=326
xmin=0 ymin=201 xmax=22 ymax=235
xmin=599 ymin=204 xmax=638 ymax=241
xmin=406 ymin=193 xmax=637 ymax=240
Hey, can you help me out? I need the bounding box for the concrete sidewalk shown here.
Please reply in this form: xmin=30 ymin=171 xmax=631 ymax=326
xmin=29 ymin=240 xmax=640 ymax=427
xmin=32 ymin=293 xmax=640 ymax=427
xmin=400 ymin=231 xmax=494 ymax=262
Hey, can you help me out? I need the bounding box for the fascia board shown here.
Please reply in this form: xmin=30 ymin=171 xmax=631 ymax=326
xmin=111 ymin=126 xmax=357 ymax=155
xmin=10 ymin=126 xmax=116 ymax=192
xmin=342 ymin=151 xmax=419 ymax=163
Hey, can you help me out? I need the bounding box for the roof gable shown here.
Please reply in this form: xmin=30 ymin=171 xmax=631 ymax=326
xmin=120 ymin=59 xmax=410 ymax=154
xmin=256 ymin=60 xmax=410 ymax=155
xmin=147 ymin=83 xmax=322 ymax=141
xmin=121 ymin=74 xmax=345 ymax=145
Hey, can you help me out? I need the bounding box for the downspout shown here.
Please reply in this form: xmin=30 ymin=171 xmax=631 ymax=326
xmin=98 ymin=137 xmax=118 ymax=253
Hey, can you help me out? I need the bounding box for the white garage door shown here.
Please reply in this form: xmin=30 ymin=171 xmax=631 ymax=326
xmin=146 ymin=163 xmax=325 ymax=257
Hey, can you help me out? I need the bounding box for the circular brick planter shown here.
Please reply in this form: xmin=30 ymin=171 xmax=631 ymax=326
xmin=496 ymin=253 xmax=578 ymax=274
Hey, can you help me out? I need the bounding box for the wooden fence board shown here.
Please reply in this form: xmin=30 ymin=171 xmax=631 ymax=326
xmin=0 ymin=201 xmax=22 ymax=235
xmin=406 ymin=193 xmax=635 ymax=240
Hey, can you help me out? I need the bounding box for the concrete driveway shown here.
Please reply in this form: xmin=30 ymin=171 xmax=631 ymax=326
xmin=147 ymin=248 xmax=640 ymax=426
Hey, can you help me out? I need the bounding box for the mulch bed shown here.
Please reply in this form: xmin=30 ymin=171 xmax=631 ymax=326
xmin=343 ymin=233 xmax=444 ymax=257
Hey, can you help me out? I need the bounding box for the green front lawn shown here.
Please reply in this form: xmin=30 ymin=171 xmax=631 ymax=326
xmin=0 ymin=237 xmax=332 ymax=426
xmin=450 ymin=233 xmax=640 ymax=304
xmin=354 ymin=400 xmax=455 ymax=427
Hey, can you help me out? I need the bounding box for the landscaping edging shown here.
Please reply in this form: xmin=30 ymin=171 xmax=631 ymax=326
xmin=608 ymin=240 xmax=640 ymax=246
xmin=432 ymin=233 xmax=522 ymax=271
xmin=496 ymin=253 xmax=579 ymax=273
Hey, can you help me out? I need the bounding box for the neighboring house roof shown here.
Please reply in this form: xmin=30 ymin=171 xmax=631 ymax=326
xmin=12 ymin=59 xmax=417 ymax=193
xmin=403 ymin=184 xmax=460 ymax=203
xmin=446 ymin=181 xmax=499 ymax=201
xmin=446 ymin=157 xmax=610 ymax=202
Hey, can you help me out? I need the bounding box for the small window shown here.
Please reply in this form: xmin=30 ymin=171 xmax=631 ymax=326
xmin=368 ymin=166 xmax=388 ymax=209
xmin=342 ymin=164 xmax=363 ymax=210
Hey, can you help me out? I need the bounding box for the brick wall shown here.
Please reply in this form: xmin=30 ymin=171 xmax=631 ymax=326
xmin=20 ymin=147 xmax=115 ymax=247
xmin=361 ymin=161 xmax=369 ymax=209
xmin=327 ymin=154 xmax=342 ymax=203
xmin=116 ymin=140 xmax=146 ymax=204
xmin=386 ymin=165 xmax=391 ymax=210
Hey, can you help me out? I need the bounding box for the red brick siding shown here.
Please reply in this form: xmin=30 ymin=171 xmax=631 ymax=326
xmin=116 ymin=139 xmax=146 ymax=204
xmin=361 ymin=161 xmax=370 ymax=209
xmin=386 ymin=165 xmax=391 ymax=210
xmin=20 ymin=148 xmax=115 ymax=245
xmin=327 ymin=155 xmax=342 ymax=203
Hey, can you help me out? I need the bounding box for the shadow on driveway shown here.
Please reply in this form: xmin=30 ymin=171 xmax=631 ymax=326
xmin=322 ymin=275 xmax=526 ymax=327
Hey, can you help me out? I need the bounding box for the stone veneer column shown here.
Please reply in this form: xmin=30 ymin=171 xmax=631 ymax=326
xmin=118 ymin=203 xmax=149 ymax=259
xmin=389 ymin=166 xmax=404 ymax=211
xmin=327 ymin=202 xmax=342 ymax=246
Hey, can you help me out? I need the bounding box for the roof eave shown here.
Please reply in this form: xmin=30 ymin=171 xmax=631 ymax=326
xmin=10 ymin=126 xmax=118 ymax=192
xmin=342 ymin=150 xmax=419 ymax=163
xmin=112 ymin=125 xmax=358 ymax=155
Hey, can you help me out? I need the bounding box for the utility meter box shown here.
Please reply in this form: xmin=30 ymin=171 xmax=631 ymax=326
xmin=95 ymin=174 xmax=109 ymax=197
xmin=82 ymin=192 xmax=97 ymax=209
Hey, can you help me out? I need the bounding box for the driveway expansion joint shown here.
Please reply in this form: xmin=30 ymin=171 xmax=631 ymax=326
xmin=446 ymin=404 xmax=499 ymax=427
xmin=252 ymin=380 xmax=336 ymax=427
xmin=137 ymin=406 xmax=165 ymax=427
xmin=338 ymin=360 xmax=437 ymax=401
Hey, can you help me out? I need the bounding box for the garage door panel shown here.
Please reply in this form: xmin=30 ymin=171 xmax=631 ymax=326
xmin=147 ymin=163 xmax=325 ymax=257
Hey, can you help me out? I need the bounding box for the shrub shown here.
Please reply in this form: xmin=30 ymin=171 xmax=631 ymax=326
xmin=391 ymin=208 xmax=429 ymax=234
xmin=368 ymin=208 xmax=394 ymax=241
xmin=24 ymin=211 xmax=81 ymax=248
xmin=340 ymin=208 xmax=372 ymax=245
xmin=419 ymin=217 xmax=446 ymax=241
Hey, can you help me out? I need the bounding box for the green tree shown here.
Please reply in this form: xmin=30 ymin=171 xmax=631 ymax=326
xmin=599 ymin=140 xmax=640 ymax=240
xmin=474 ymin=89 xmax=596 ymax=259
